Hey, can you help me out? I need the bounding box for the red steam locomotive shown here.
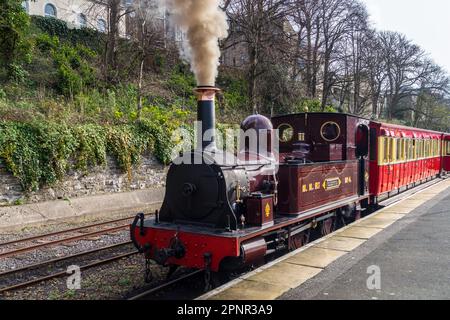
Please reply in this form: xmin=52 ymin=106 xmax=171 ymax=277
xmin=130 ymin=86 xmax=450 ymax=284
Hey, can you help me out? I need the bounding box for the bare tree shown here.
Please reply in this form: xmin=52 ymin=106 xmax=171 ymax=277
xmin=129 ymin=0 xmax=165 ymax=118
xmin=377 ymin=31 xmax=449 ymax=119
xmin=290 ymin=0 xmax=323 ymax=98
xmin=86 ymin=0 xmax=132 ymax=83
xmin=317 ymin=0 xmax=364 ymax=110
xmin=224 ymin=0 xmax=293 ymax=113
xmin=362 ymin=30 xmax=387 ymax=119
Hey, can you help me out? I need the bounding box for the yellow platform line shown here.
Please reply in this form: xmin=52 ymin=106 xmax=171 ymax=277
xmin=199 ymin=179 xmax=450 ymax=301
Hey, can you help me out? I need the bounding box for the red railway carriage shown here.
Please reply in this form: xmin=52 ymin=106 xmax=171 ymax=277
xmin=369 ymin=122 xmax=443 ymax=201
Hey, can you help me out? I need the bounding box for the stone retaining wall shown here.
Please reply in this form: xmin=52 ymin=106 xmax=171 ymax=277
xmin=0 ymin=154 xmax=167 ymax=206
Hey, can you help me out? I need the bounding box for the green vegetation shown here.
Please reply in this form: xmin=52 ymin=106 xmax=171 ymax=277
xmin=0 ymin=0 xmax=32 ymax=81
xmin=0 ymin=9 xmax=251 ymax=193
xmin=0 ymin=120 xmax=176 ymax=191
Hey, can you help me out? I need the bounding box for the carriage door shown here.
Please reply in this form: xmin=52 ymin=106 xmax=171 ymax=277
xmin=356 ymin=124 xmax=370 ymax=196
xmin=444 ymin=136 xmax=450 ymax=173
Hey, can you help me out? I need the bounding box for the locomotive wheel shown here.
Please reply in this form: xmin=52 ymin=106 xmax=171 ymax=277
xmin=320 ymin=217 xmax=337 ymax=236
xmin=289 ymin=230 xmax=310 ymax=251
xmin=354 ymin=210 xmax=362 ymax=221
xmin=166 ymin=265 xmax=179 ymax=280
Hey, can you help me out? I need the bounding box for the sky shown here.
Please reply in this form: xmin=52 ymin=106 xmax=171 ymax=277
xmin=361 ymin=0 xmax=450 ymax=74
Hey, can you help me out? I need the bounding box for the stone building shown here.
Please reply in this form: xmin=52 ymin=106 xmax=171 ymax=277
xmin=21 ymin=0 xmax=127 ymax=36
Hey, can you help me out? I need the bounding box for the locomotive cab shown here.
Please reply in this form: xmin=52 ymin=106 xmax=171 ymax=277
xmin=272 ymin=113 xmax=370 ymax=215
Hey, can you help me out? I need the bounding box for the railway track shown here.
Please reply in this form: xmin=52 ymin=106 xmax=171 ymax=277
xmin=0 ymin=215 xmax=141 ymax=259
xmin=0 ymin=243 xmax=138 ymax=294
xmin=127 ymin=270 xmax=204 ymax=300
xmin=0 ymin=215 xmax=144 ymax=295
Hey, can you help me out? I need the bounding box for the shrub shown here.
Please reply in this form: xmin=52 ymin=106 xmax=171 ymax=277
xmin=31 ymin=16 xmax=69 ymax=38
xmin=0 ymin=1 xmax=32 ymax=81
xmin=35 ymin=33 xmax=60 ymax=53
xmin=165 ymin=69 xmax=196 ymax=97
xmin=0 ymin=120 xmax=175 ymax=191
xmin=293 ymin=99 xmax=337 ymax=114
xmin=51 ymin=43 xmax=96 ymax=96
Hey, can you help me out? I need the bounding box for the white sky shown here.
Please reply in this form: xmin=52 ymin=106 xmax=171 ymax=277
xmin=361 ymin=0 xmax=450 ymax=74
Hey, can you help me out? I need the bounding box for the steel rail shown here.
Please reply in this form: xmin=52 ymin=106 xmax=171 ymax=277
xmin=0 ymin=241 xmax=133 ymax=277
xmin=0 ymin=251 xmax=138 ymax=294
xmin=127 ymin=270 xmax=204 ymax=301
xmin=0 ymin=224 xmax=130 ymax=259
xmin=0 ymin=215 xmax=141 ymax=247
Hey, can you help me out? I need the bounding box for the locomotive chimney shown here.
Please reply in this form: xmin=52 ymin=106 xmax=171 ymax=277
xmin=194 ymin=86 xmax=219 ymax=151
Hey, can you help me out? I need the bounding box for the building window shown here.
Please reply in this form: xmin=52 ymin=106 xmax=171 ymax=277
xmin=97 ymin=19 xmax=107 ymax=33
xmin=79 ymin=14 xmax=87 ymax=28
xmin=45 ymin=3 xmax=57 ymax=18
xmin=22 ymin=1 xmax=29 ymax=13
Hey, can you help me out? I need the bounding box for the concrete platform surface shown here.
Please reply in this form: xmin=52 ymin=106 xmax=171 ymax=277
xmin=201 ymin=179 xmax=450 ymax=301
xmin=0 ymin=188 xmax=164 ymax=231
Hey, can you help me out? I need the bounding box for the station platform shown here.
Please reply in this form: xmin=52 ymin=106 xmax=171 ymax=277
xmin=200 ymin=179 xmax=450 ymax=300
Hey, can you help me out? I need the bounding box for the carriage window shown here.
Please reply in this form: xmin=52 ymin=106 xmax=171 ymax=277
xmin=402 ymin=139 xmax=407 ymax=161
xmin=423 ymin=140 xmax=426 ymax=158
xmin=389 ymin=138 xmax=396 ymax=162
xmin=405 ymin=140 xmax=409 ymax=160
xmin=378 ymin=137 xmax=386 ymax=164
xmin=396 ymin=139 xmax=401 ymax=162
xmin=385 ymin=138 xmax=390 ymax=164
xmin=420 ymin=140 xmax=424 ymax=158
xmin=277 ymin=124 xmax=294 ymax=143
xmin=416 ymin=140 xmax=420 ymax=158
xmin=447 ymin=141 xmax=450 ymax=156
xmin=320 ymin=122 xmax=341 ymax=142
xmin=407 ymin=139 xmax=413 ymax=161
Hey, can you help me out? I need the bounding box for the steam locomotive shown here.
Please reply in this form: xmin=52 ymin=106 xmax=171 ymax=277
xmin=130 ymin=86 xmax=450 ymax=284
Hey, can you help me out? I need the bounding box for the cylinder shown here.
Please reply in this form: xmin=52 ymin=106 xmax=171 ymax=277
xmin=194 ymin=86 xmax=219 ymax=151
xmin=241 ymin=237 xmax=267 ymax=265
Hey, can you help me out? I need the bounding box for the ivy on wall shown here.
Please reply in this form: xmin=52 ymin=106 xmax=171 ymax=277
xmin=0 ymin=121 xmax=174 ymax=192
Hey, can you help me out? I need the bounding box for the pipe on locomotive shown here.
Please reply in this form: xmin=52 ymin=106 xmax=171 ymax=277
xmin=194 ymin=86 xmax=220 ymax=151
